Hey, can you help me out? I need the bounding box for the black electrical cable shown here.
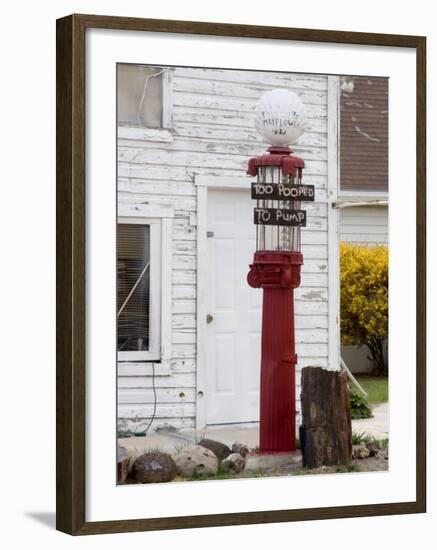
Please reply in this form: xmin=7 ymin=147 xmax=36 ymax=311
xmin=142 ymin=361 xmax=157 ymax=436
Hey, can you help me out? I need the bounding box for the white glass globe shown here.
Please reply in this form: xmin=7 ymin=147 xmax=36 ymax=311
xmin=254 ymin=89 xmax=306 ymax=146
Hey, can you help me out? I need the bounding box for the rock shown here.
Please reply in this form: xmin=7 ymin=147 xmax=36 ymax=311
xmin=117 ymin=446 xmax=143 ymax=475
xmin=231 ymin=442 xmax=249 ymax=458
xmin=118 ymin=444 xmax=129 ymax=461
xmin=132 ymin=452 xmax=177 ymax=483
xmin=352 ymin=443 xmax=371 ymax=460
xmin=198 ymin=438 xmax=231 ymax=460
xmin=172 ymin=445 xmax=218 ymax=477
xmin=117 ymin=445 xmax=130 ymax=483
xmin=222 ymin=453 xmax=246 ymax=473
xmin=366 ymin=442 xmax=380 ymax=457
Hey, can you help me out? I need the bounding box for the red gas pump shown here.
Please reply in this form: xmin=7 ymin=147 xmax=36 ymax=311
xmin=247 ymin=90 xmax=314 ymax=453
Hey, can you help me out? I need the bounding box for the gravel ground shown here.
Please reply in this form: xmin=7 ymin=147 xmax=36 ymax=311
xmin=226 ymin=449 xmax=389 ymax=479
xmin=121 ymin=448 xmax=389 ymax=484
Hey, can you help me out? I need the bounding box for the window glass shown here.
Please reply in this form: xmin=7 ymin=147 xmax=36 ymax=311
xmin=117 ymin=64 xmax=163 ymax=128
xmin=117 ymin=224 xmax=150 ymax=352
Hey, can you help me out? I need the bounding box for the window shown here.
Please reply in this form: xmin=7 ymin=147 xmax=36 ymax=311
xmin=117 ymin=219 xmax=162 ymax=361
xmin=339 ymin=76 xmax=388 ymax=193
xmin=117 ymin=64 xmax=168 ymax=128
xmin=117 ymin=224 xmax=150 ymax=352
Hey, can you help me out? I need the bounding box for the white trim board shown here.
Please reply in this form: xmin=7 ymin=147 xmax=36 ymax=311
xmin=327 ymin=75 xmax=340 ymax=371
xmin=196 ymin=183 xmax=209 ymax=428
xmin=161 ymin=68 xmax=174 ymax=129
xmin=196 ymin=175 xmax=251 ymax=189
xmin=338 ymin=190 xmax=388 ymax=200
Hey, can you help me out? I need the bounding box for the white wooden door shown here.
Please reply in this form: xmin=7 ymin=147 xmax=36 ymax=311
xmin=206 ymin=188 xmax=262 ymax=424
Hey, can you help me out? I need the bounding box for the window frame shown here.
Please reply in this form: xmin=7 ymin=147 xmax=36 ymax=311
xmin=161 ymin=68 xmax=173 ymax=129
xmin=117 ymin=203 xmax=173 ymax=363
xmin=117 ymin=217 xmax=161 ymax=361
xmin=117 ymin=64 xmax=173 ymax=135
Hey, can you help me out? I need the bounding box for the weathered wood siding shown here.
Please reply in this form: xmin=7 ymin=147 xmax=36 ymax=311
xmin=117 ymin=67 xmax=330 ymax=433
xmin=340 ymin=206 xmax=388 ymax=245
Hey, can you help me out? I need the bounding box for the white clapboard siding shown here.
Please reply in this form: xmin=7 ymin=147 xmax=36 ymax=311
xmin=119 ymin=389 xmax=197 ymax=404
xmin=174 ymin=79 xmax=328 ymax=102
xmin=117 ymin=67 xmax=330 ymax=434
xmin=118 ymin=417 xmax=196 ymax=433
xmin=171 ymin=344 xmax=196 ymax=359
xmin=118 ymin=181 xmax=329 ymax=205
xmin=173 ymin=255 xmax=196 ymax=270
xmin=340 ymin=205 xmax=388 ymax=245
xmin=118 ymin=403 xmax=196 ymax=417
xmin=171 ymin=359 xmax=196 ymax=373
xmin=172 ymin=314 xmax=196 ymax=329
xmin=172 ymin=92 xmax=328 ymax=118
xmin=119 ymin=157 xmax=327 ymax=179
xmin=172 ymin=114 xmax=327 ymax=135
xmin=118 ymin=363 xmax=171 ymax=377
xmin=172 ymin=67 xmax=328 ymax=88
xmin=172 ymin=301 xmax=196 ymax=315
xmin=295 ymin=303 xmax=328 ymax=316
xmin=172 ymin=125 xmax=327 ymax=146
xmin=118 ymin=372 xmax=195 ymax=389
xmin=119 ymin=138 xmax=328 ymax=161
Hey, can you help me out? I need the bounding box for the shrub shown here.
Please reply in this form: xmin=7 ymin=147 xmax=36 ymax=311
xmin=352 ymin=431 xmax=372 ymax=445
xmin=349 ymin=386 xmax=373 ymax=419
xmin=340 ymin=242 xmax=388 ymax=375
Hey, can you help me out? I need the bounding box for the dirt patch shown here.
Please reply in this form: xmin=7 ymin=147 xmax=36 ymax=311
xmin=229 ymin=449 xmax=388 ymax=479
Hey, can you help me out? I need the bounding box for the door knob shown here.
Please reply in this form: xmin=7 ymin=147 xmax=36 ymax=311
xmin=206 ymin=313 xmax=214 ymax=324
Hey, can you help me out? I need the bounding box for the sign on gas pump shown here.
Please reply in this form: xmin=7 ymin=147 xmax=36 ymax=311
xmin=251 ymin=182 xmax=315 ymax=201
xmin=253 ymin=207 xmax=307 ymax=226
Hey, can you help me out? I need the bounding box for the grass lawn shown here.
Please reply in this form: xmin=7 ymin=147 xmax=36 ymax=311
xmin=355 ymin=375 xmax=388 ymax=405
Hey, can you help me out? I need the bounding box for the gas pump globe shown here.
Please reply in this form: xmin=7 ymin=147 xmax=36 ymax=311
xmin=247 ymin=89 xmax=314 ymax=453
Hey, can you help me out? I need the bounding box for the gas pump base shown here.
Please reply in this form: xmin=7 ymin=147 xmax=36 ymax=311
xmin=245 ymin=450 xmax=302 ymax=472
xmin=247 ymin=250 xmax=303 ymax=453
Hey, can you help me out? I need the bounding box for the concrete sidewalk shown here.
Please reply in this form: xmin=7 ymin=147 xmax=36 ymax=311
xmin=351 ymin=402 xmax=388 ymax=438
xmin=119 ymin=402 xmax=388 ymax=455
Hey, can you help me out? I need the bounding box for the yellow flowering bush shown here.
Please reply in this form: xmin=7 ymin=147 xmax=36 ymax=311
xmin=340 ymin=242 xmax=388 ymax=375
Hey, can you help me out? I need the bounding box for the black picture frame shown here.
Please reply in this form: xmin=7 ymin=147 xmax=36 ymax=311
xmin=56 ymin=13 xmax=426 ymax=535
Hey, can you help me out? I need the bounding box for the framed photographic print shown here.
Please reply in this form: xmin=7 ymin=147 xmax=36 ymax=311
xmin=56 ymin=14 xmax=426 ymax=535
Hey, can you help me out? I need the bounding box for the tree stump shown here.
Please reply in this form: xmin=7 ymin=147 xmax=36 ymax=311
xmin=299 ymin=367 xmax=352 ymax=469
